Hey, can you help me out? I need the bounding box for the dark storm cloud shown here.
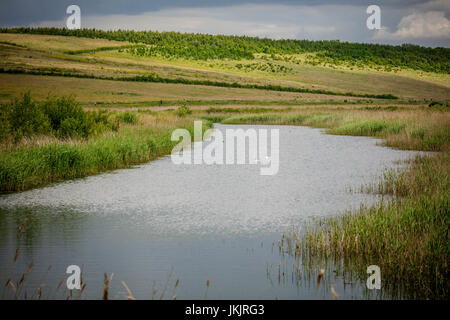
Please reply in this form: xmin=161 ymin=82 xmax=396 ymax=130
xmin=0 ymin=0 xmax=438 ymax=26
xmin=1 ymin=1 xmax=449 ymax=47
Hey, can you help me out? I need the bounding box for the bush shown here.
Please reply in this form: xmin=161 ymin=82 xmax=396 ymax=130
xmin=175 ymin=105 xmax=192 ymax=117
xmin=5 ymin=92 xmax=51 ymax=141
xmin=0 ymin=92 xmax=117 ymax=142
xmin=41 ymin=96 xmax=84 ymax=132
xmin=115 ymin=111 xmax=138 ymax=124
xmin=428 ymin=101 xmax=449 ymax=110
xmin=0 ymin=103 xmax=11 ymax=142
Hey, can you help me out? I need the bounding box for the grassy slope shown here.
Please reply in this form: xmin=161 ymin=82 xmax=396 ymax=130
xmin=0 ymin=33 xmax=449 ymax=101
xmin=0 ymin=73 xmax=364 ymax=104
xmin=103 ymin=50 xmax=450 ymax=100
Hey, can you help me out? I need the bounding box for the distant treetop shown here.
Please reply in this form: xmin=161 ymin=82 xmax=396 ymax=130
xmin=2 ymin=27 xmax=449 ymax=74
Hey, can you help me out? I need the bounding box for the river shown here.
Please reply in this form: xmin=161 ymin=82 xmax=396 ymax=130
xmin=0 ymin=124 xmax=421 ymax=299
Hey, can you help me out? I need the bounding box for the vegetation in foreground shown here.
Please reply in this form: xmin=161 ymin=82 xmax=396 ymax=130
xmin=202 ymin=105 xmax=449 ymax=299
xmin=280 ymin=153 xmax=449 ymax=299
xmin=1 ymin=91 xmax=449 ymax=299
xmin=0 ymin=218 xmax=187 ymax=300
xmin=0 ymin=93 xmax=206 ymax=192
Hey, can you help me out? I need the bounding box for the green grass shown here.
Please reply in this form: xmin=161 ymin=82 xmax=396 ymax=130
xmin=205 ymin=107 xmax=293 ymax=114
xmin=222 ymin=114 xmax=283 ymax=124
xmin=114 ymin=110 xmax=138 ymax=124
xmin=1 ymin=32 xmax=449 ymax=102
xmin=0 ymin=124 xmax=198 ymax=193
xmin=196 ymin=115 xmax=230 ymax=124
xmin=64 ymin=44 xmax=141 ymax=55
xmin=213 ymin=110 xmax=450 ymax=152
xmin=288 ymin=153 xmax=450 ymax=299
xmin=0 ymin=93 xmax=212 ymax=192
xmin=87 ymin=99 xmax=417 ymax=109
xmin=175 ymin=105 xmax=192 ymax=117
xmin=328 ymin=119 xmax=407 ymax=136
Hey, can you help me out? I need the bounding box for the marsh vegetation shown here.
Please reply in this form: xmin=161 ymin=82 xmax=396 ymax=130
xmin=0 ymin=93 xmax=206 ymax=192
xmin=0 ymin=29 xmax=448 ymax=300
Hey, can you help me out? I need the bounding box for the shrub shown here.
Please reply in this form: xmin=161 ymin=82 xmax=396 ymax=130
xmin=41 ymin=96 xmax=84 ymax=131
xmin=0 ymin=92 xmax=117 ymax=142
xmin=0 ymin=103 xmax=11 ymax=142
xmin=175 ymin=105 xmax=192 ymax=117
xmin=5 ymin=92 xmax=51 ymax=141
xmin=115 ymin=111 xmax=138 ymax=124
xmin=428 ymin=101 xmax=449 ymax=110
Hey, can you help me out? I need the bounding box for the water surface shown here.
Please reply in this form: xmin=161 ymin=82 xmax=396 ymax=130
xmin=0 ymin=125 xmax=420 ymax=299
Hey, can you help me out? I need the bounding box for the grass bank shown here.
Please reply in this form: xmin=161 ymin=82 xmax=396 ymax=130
xmin=220 ymin=108 xmax=450 ymax=151
xmin=282 ymin=153 xmax=449 ymax=299
xmin=0 ymin=126 xmax=182 ymax=192
xmin=210 ymin=106 xmax=449 ymax=298
xmin=0 ymin=94 xmax=205 ymax=192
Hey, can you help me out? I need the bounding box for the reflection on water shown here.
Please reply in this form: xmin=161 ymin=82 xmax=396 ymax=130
xmin=0 ymin=125 xmax=420 ymax=299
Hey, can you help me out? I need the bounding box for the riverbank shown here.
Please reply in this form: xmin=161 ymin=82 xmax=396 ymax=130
xmin=0 ymin=94 xmax=205 ymax=192
xmin=229 ymin=108 xmax=450 ymax=299
xmin=1 ymin=94 xmax=448 ymax=299
xmin=217 ymin=105 xmax=449 ymax=151
xmin=0 ymin=123 xmax=427 ymax=300
xmin=282 ymin=153 xmax=449 ymax=299
xmin=199 ymin=105 xmax=449 ymax=299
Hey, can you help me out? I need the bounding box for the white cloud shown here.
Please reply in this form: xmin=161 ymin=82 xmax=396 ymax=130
xmin=375 ymin=11 xmax=450 ymax=40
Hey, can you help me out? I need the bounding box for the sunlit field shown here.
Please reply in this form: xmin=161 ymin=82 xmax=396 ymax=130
xmin=0 ymin=28 xmax=448 ymax=301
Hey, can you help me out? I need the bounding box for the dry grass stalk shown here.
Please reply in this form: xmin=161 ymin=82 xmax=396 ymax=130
xmin=331 ymin=286 xmax=339 ymax=300
xmin=121 ymin=281 xmax=136 ymax=300
xmin=317 ymin=269 xmax=325 ymax=287
xmin=102 ymin=273 xmax=114 ymax=300
xmin=204 ymin=278 xmax=211 ymax=300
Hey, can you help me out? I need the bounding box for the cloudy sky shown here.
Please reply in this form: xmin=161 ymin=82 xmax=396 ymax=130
xmin=1 ymin=0 xmax=449 ymax=47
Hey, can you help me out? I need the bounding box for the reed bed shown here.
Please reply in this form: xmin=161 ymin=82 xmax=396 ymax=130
xmin=0 ymin=224 xmax=209 ymax=300
xmin=280 ymin=153 xmax=449 ymax=299
xmin=0 ymin=218 xmax=186 ymax=300
xmin=0 ymin=104 xmax=205 ymax=192
xmin=220 ymin=107 xmax=450 ymax=151
xmin=218 ymin=105 xmax=450 ymax=299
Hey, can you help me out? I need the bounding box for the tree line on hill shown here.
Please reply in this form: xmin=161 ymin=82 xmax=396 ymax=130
xmin=1 ymin=27 xmax=449 ymax=73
